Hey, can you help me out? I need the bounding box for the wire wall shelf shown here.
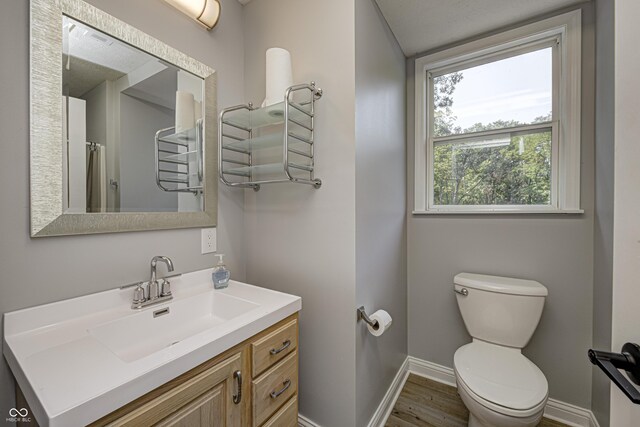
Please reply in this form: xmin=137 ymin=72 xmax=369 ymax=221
xmin=154 ymin=119 xmax=204 ymax=195
xmin=218 ymin=82 xmax=323 ymax=191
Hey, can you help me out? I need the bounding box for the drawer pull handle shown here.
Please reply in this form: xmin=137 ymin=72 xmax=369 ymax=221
xmin=270 ymin=340 xmax=291 ymax=355
xmin=233 ymin=370 xmax=242 ymax=404
xmin=270 ymin=379 xmax=291 ymax=399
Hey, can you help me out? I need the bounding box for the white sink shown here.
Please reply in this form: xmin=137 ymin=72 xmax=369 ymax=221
xmin=89 ymin=292 xmax=259 ymax=362
xmin=3 ymin=270 xmax=301 ymax=427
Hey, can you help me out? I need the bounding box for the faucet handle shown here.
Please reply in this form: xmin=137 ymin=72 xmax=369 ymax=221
xmin=132 ymin=282 xmax=146 ymax=304
xmin=160 ymin=279 xmax=172 ymax=297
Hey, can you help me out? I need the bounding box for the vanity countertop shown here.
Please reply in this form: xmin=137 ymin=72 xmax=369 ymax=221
xmin=3 ymin=270 xmax=301 ymax=427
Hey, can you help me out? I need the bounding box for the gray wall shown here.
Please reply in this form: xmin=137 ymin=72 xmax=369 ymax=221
xmin=242 ymin=0 xmax=357 ymax=425
xmin=84 ymin=82 xmax=107 ymax=147
xmin=119 ymin=94 xmax=178 ymax=212
xmin=354 ymin=0 xmax=407 ymax=426
xmin=0 ymin=0 xmax=246 ymax=416
xmin=84 ymin=82 xmax=111 ymax=210
xmin=84 ymin=81 xmax=119 ymax=210
xmin=406 ymin=5 xmax=596 ymax=408
xmin=591 ymin=0 xmax=615 ymax=424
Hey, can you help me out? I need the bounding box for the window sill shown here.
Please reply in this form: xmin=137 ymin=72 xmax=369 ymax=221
xmin=412 ymin=208 xmax=584 ymax=215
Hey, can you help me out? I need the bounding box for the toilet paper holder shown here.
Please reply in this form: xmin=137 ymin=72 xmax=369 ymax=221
xmin=357 ymin=306 xmax=379 ymax=330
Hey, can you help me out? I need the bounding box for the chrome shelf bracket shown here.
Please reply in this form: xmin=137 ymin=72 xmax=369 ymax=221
xmin=218 ymin=82 xmax=323 ymax=191
xmin=154 ymin=118 xmax=204 ymax=195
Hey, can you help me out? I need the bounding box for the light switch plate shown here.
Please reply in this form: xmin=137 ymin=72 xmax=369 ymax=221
xmin=201 ymin=228 xmax=217 ymax=254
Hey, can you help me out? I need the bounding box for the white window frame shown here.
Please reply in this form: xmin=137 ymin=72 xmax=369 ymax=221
xmin=413 ymin=10 xmax=583 ymax=214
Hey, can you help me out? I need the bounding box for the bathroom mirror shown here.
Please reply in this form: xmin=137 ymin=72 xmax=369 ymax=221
xmin=31 ymin=0 xmax=217 ymax=236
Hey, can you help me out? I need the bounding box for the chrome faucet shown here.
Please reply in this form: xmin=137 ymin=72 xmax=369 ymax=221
xmin=131 ymin=256 xmax=176 ymax=309
xmin=149 ymin=256 xmax=174 ymax=299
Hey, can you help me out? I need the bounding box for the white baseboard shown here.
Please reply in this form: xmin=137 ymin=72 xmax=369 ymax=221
xmin=370 ymin=355 xmax=601 ymax=427
xmin=544 ymin=399 xmax=601 ymax=427
xmin=407 ymin=356 xmax=456 ymax=387
xmin=298 ymin=413 xmax=321 ymax=427
xmin=300 ymin=356 xmax=602 ymax=427
xmin=366 ymin=357 xmax=411 ymax=427
xmin=298 ymin=359 xmax=412 ymax=427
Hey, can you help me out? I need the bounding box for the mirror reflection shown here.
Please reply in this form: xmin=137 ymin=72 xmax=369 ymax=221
xmin=62 ymin=16 xmax=204 ymax=213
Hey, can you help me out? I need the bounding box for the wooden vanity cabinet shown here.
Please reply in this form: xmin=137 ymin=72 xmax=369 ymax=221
xmin=18 ymin=314 xmax=299 ymax=427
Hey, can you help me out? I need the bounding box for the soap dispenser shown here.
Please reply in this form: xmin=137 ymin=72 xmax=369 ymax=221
xmin=212 ymin=254 xmax=230 ymax=289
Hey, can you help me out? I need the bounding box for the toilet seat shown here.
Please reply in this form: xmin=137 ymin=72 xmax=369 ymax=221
xmin=454 ymin=341 xmax=548 ymax=417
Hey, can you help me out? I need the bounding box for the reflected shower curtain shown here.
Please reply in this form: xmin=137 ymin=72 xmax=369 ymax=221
xmin=86 ymin=144 xmax=106 ymax=213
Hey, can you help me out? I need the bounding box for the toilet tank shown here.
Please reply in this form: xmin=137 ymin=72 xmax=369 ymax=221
xmin=454 ymin=273 xmax=548 ymax=348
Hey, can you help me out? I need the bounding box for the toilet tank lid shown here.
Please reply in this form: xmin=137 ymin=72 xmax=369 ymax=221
xmin=454 ymin=273 xmax=548 ymax=296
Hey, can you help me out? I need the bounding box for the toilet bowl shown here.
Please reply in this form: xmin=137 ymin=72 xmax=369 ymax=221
xmin=453 ymin=273 xmax=549 ymax=427
xmin=455 ymin=341 xmax=548 ymax=427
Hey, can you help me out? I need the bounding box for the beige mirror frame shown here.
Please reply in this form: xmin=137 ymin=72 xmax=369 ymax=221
xmin=30 ymin=0 xmax=217 ymax=237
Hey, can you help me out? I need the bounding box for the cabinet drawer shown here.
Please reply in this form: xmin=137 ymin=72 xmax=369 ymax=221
xmin=262 ymin=396 xmax=298 ymax=427
xmin=252 ymin=319 xmax=297 ymax=377
xmin=252 ymin=351 xmax=298 ymax=426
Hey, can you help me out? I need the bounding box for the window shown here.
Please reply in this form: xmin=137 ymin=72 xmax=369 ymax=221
xmin=414 ymin=11 xmax=582 ymax=214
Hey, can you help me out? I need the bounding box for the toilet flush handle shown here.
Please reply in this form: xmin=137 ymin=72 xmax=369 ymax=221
xmin=454 ymin=287 xmax=469 ymax=296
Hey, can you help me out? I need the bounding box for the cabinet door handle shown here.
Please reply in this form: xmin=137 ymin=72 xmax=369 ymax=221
xmin=270 ymin=340 xmax=291 ymax=355
xmin=232 ymin=370 xmax=242 ymax=404
xmin=270 ymin=379 xmax=291 ymax=399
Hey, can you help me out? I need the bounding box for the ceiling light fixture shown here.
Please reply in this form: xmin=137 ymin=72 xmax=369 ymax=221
xmin=163 ymin=0 xmax=221 ymax=30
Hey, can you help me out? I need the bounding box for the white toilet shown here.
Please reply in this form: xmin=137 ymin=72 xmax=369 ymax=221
xmin=453 ymin=273 xmax=549 ymax=427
